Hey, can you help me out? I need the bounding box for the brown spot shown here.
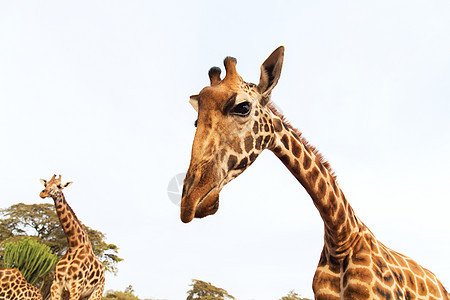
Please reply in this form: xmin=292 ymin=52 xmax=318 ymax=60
xmin=351 ymin=252 xmax=371 ymax=267
xmin=253 ymin=121 xmax=259 ymax=134
xmin=335 ymin=204 xmax=346 ymax=225
xmin=383 ymin=273 xmax=395 ymax=287
xmin=281 ymin=134 xmax=289 ymax=150
xmin=343 ymin=268 xmax=373 ymax=287
xmin=373 ymin=255 xmax=389 ymax=273
xmin=344 ymin=283 xmax=371 ymax=299
xmin=416 ymin=276 xmax=427 ymax=296
xmin=291 ymin=136 xmax=301 ymax=158
xmin=255 ymin=136 xmax=263 ymax=150
xmin=249 ymin=152 xmax=257 ymax=163
xmin=303 ymin=154 xmax=312 ymax=169
xmin=373 ymin=283 xmax=393 ymax=299
xmin=331 ymin=178 xmax=338 ymax=194
xmin=244 ymin=135 xmax=254 ymax=153
xmin=317 ymin=159 xmax=327 ymax=177
xmin=381 ymin=248 xmax=393 ymax=263
xmin=403 ymin=269 xmax=416 ymax=290
xmin=236 ymin=157 xmax=248 ymax=170
xmin=273 ymin=118 xmax=283 ymax=132
xmin=255 ymin=110 xmax=259 ymax=116
xmin=314 ymin=271 xmax=340 ymax=294
xmin=394 ymin=287 xmax=404 ymax=299
xmin=306 ymin=167 xmax=320 ymax=185
xmin=426 ymin=278 xmax=439 ymax=296
xmin=228 ymin=155 xmax=237 ymax=171
xmin=264 ymin=124 xmax=269 ymax=132
xmin=263 ymin=135 xmax=271 ymax=148
xmin=391 ymin=268 xmax=405 ymax=287
xmin=273 ymin=146 xmax=282 ymax=154
xmin=230 ymin=139 xmax=242 ymax=154
xmin=318 ymin=178 xmax=326 ymax=198
xmin=292 ymin=160 xmax=300 ymax=176
xmin=328 ymin=192 xmax=338 ymax=215
xmin=279 ymin=155 xmax=290 ymax=166
xmin=348 ymin=208 xmax=356 ymax=228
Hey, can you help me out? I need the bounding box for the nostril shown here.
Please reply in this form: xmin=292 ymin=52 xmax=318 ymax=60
xmin=182 ymin=174 xmax=195 ymax=198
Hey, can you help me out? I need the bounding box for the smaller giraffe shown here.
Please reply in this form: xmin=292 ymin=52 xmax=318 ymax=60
xmin=0 ymin=268 xmax=42 ymax=300
xmin=40 ymin=175 xmax=105 ymax=300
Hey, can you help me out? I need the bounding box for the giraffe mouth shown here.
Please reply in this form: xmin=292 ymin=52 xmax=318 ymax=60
xmin=181 ymin=185 xmax=220 ymax=223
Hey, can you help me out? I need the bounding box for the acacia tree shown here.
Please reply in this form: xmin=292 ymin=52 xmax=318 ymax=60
xmin=102 ymin=285 xmax=162 ymax=300
xmin=0 ymin=203 xmax=122 ymax=273
xmin=279 ymin=290 xmax=311 ymax=300
xmin=186 ymin=279 xmax=234 ymax=300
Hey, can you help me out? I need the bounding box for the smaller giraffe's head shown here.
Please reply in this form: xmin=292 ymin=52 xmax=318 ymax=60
xmin=39 ymin=174 xmax=73 ymax=198
xmin=181 ymin=46 xmax=284 ymax=223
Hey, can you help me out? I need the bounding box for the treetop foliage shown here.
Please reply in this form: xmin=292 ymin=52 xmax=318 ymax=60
xmin=186 ymin=279 xmax=235 ymax=300
xmin=0 ymin=203 xmax=122 ymax=274
xmin=279 ymin=290 xmax=311 ymax=300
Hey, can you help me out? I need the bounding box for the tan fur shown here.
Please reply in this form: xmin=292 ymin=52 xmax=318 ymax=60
xmin=40 ymin=175 xmax=105 ymax=300
xmin=0 ymin=268 xmax=42 ymax=300
xmin=181 ymin=47 xmax=449 ymax=299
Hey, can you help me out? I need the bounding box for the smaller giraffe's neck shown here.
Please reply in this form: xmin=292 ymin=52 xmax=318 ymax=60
xmin=268 ymin=112 xmax=363 ymax=258
xmin=51 ymin=192 xmax=90 ymax=250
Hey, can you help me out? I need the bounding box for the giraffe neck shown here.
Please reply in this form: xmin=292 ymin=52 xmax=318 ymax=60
xmin=268 ymin=112 xmax=363 ymax=258
xmin=52 ymin=192 xmax=90 ymax=250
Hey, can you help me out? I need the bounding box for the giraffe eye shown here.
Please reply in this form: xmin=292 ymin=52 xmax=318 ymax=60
xmin=230 ymin=101 xmax=251 ymax=117
xmin=57 ymin=184 xmax=62 ymax=189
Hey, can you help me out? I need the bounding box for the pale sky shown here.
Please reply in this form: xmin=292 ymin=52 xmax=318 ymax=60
xmin=1 ymin=1 xmax=449 ymax=299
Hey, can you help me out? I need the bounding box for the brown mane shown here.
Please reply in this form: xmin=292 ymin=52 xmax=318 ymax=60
xmin=267 ymin=102 xmax=337 ymax=180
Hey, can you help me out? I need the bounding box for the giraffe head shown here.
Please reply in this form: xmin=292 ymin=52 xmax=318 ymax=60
xmin=181 ymin=46 xmax=285 ymax=223
xmin=40 ymin=174 xmax=73 ymax=198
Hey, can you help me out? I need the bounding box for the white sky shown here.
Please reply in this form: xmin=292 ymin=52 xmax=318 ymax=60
xmin=1 ymin=1 xmax=449 ymax=299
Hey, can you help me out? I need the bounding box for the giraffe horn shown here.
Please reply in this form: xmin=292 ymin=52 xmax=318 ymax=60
xmin=208 ymin=67 xmax=221 ymax=86
xmin=223 ymin=56 xmax=239 ymax=82
xmin=51 ymin=174 xmax=57 ymax=180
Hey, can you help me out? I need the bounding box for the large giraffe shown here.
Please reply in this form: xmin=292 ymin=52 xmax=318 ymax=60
xmin=0 ymin=268 xmax=42 ymax=300
xmin=39 ymin=175 xmax=105 ymax=300
xmin=181 ymin=46 xmax=449 ymax=299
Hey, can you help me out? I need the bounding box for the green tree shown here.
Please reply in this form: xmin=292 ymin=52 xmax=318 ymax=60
xmin=3 ymin=238 xmax=59 ymax=286
xmin=103 ymin=290 xmax=141 ymax=300
xmin=0 ymin=203 xmax=122 ymax=274
xmin=279 ymin=290 xmax=311 ymax=300
xmin=102 ymin=285 xmax=162 ymax=300
xmin=186 ymin=279 xmax=234 ymax=300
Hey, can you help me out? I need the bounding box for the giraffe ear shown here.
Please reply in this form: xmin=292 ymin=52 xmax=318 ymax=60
xmin=62 ymin=182 xmax=73 ymax=189
xmin=40 ymin=179 xmax=47 ymax=186
xmin=257 ymin=46 xmax=285 ymax=106
xmin=189 ymin=95 xmax=199 ymax=112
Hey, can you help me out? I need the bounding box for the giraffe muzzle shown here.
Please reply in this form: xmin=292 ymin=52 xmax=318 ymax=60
xmin=180 ymin=185 xmax=220 ymax=223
